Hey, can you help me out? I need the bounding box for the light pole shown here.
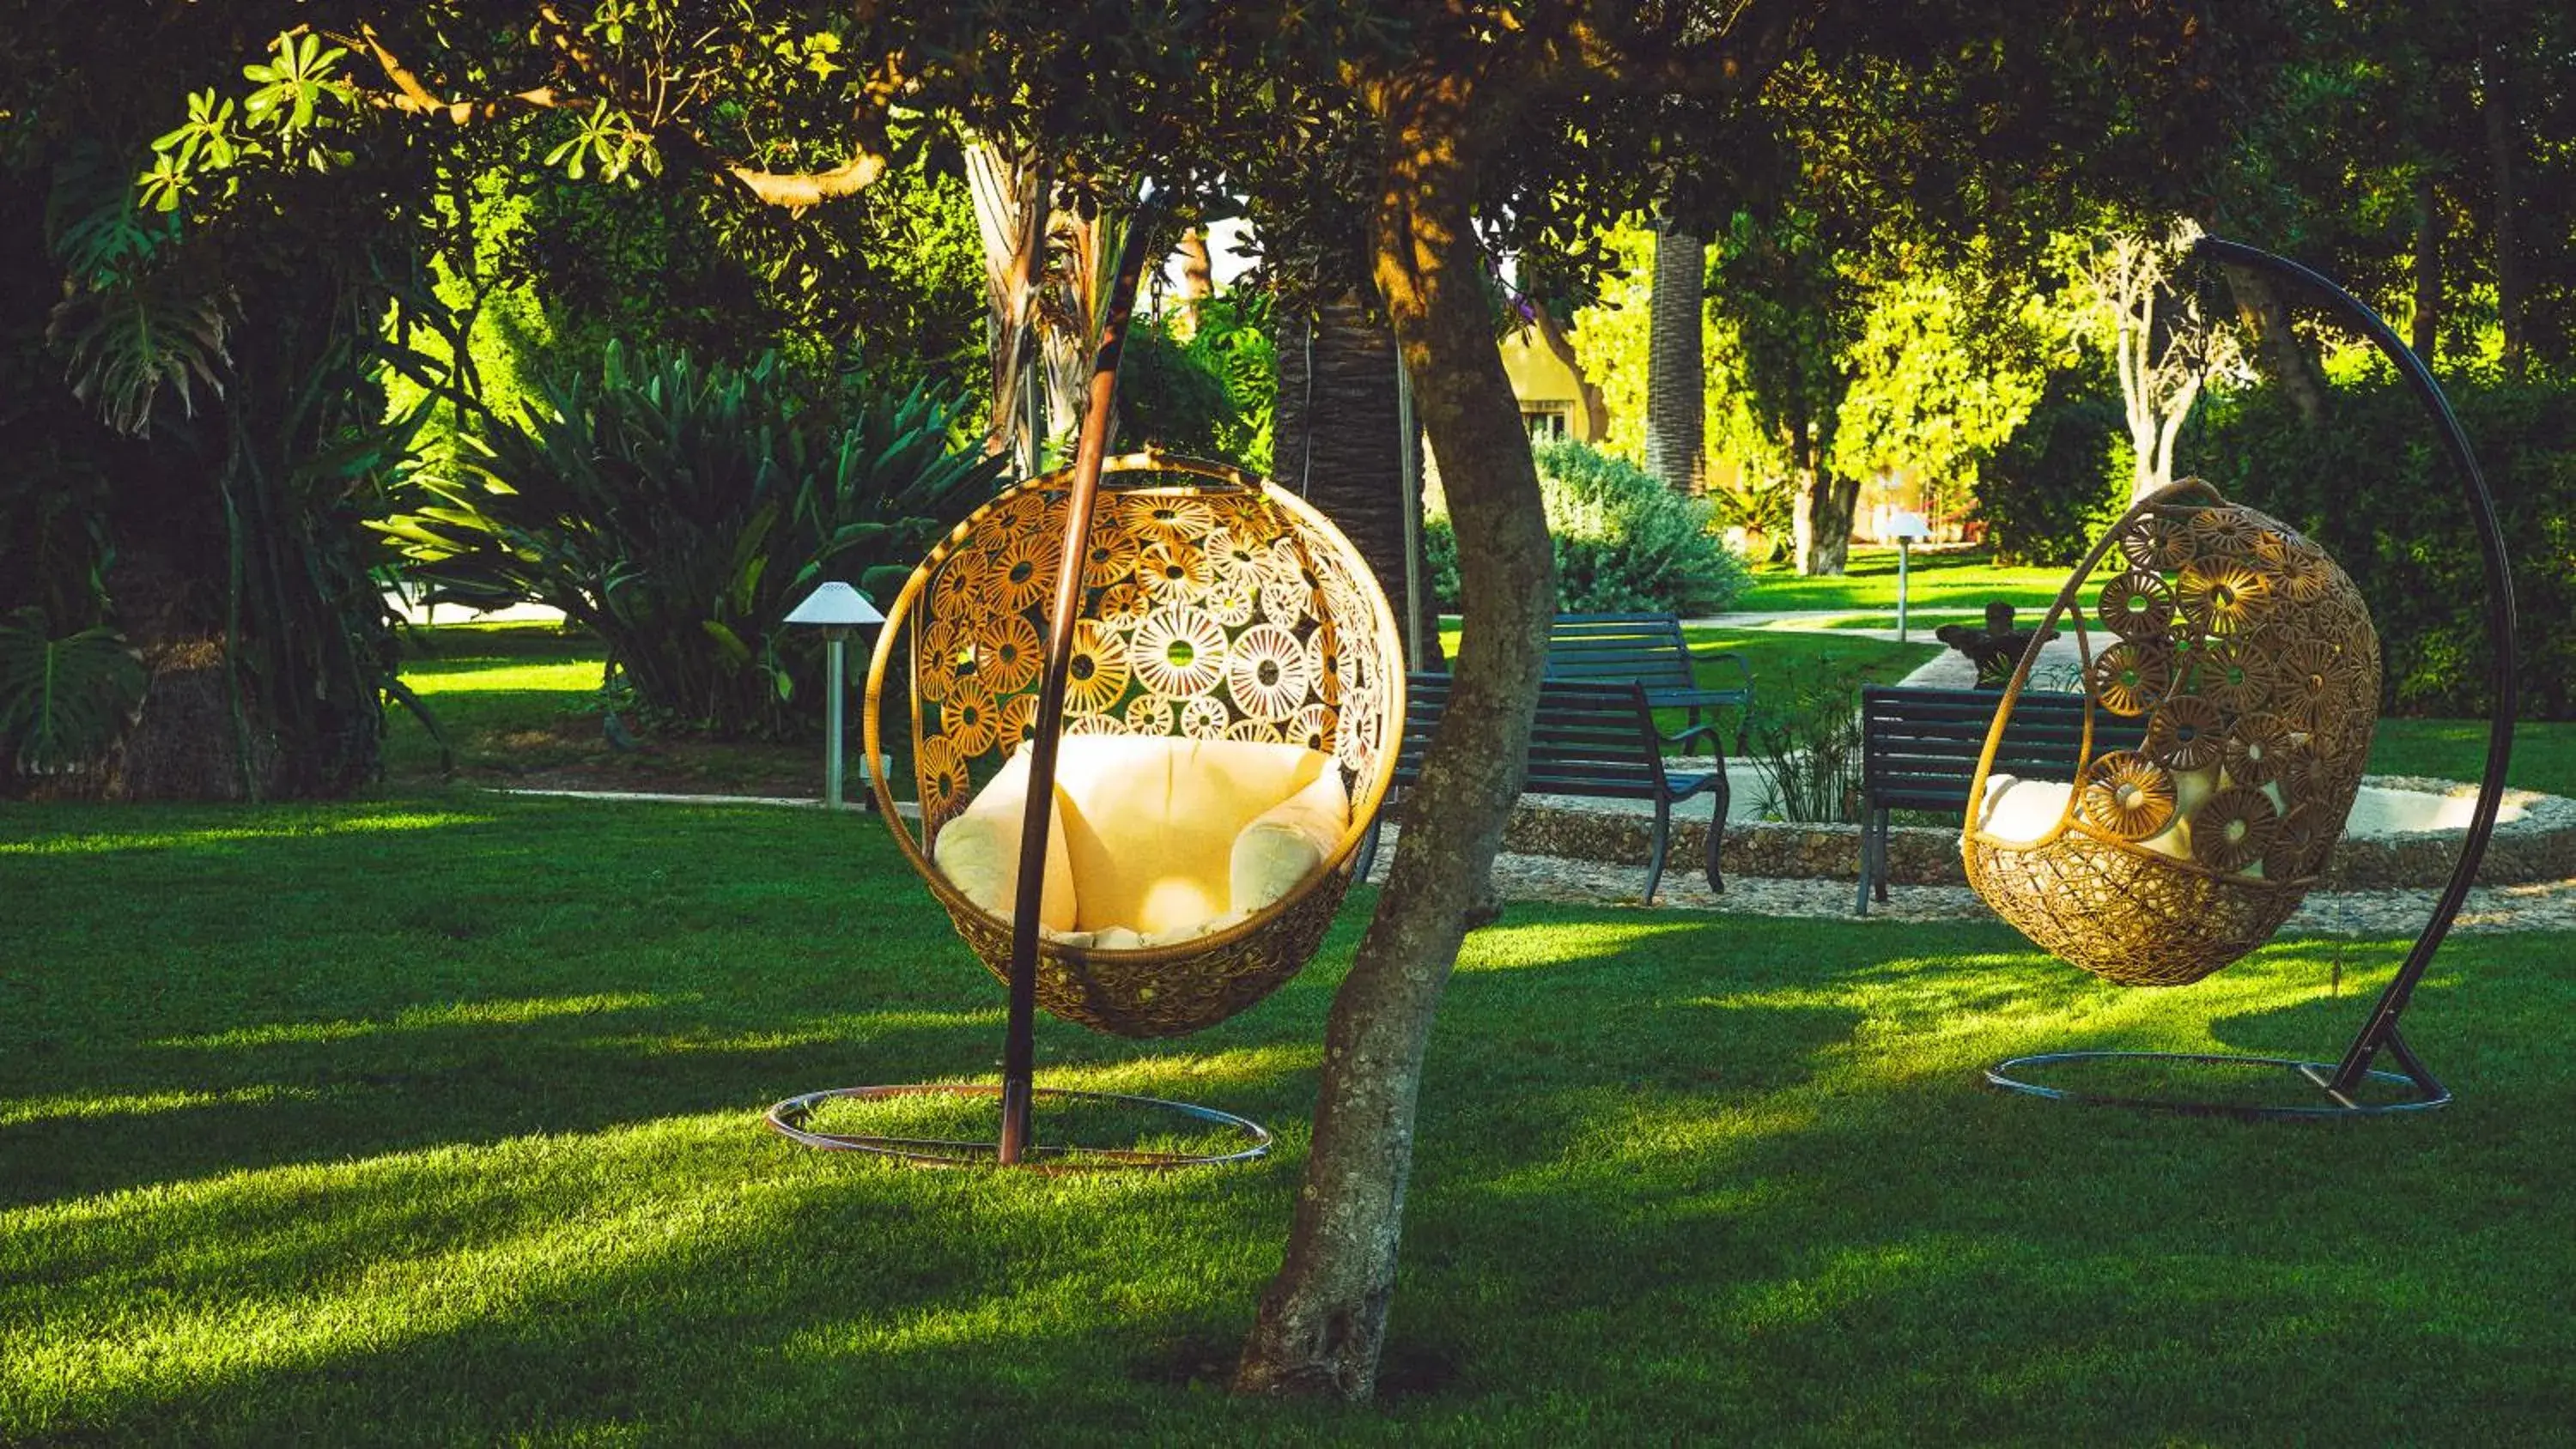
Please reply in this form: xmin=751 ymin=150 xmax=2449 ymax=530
xmin=1886 ymin=511 xmax=1930 ymax=643
xmin=785 ymin=581 xmax=884 ymax=810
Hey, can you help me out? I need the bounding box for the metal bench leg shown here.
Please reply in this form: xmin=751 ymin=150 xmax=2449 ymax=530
xmin=1354 ymin=815 xmax=1385 ymax=883
xmin=1704 ymin=774 xmax=1728 ymax=894
xmin=1644 ymin=797 xmax=1671 ymax=904
xmin=1855 ymin=804 xmax=1874 ymax=916
xmin=1873 ymin=807 xmax=1892 ymax=903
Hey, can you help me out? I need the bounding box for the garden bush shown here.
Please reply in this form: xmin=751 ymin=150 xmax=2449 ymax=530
xmin=2201 ymin=372 xmax=2576 ymax=719
xmin=1976 ymin=363 xmax=2126 ymax=566
xmin=1116 ymin=295 xmax=1275 ymax=473
xmin=1424 ymin=440 xmax=1748 ymax=615
xmin=379 ymin=343 xmax=1003 ymax=740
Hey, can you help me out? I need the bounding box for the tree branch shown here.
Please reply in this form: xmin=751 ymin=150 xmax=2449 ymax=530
xmin=346 ymin=4 xmax=895 ymax=210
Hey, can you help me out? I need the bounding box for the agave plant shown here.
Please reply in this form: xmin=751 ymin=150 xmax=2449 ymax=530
xmin=0 ymin=609 xmax=146 ymax=778
xmin=380 ymin=343 xmax=1003 ymax=738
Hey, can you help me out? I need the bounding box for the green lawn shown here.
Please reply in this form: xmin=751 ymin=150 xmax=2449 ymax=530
xmin=1438 ymin=621 xmax=1941 ymax=739
xmin=2367 ymin=718 xmax=2576 ymax=799
xmin=388 ymin=623 xmax=836 ymax=796
xmin=1735 ymin=549 xmax=2073 ymax=617
xmin=6 ymin=793 xmax=2574 ymax=1444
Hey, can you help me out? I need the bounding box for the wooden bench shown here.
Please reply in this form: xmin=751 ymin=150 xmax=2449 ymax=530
xmin=1358 ymin=672 xmax=1731 ymax=902
xmin=1546 ymin=611 xmax=1755 ymax=754
xmin=1856 ymin=686 xmax=2146 ymax=913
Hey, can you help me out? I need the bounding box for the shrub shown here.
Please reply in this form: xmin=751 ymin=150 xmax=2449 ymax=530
xmin=1976 ymin=364 xmax=2126 ymax=566
xmin=1742 ymin=659 xmax=1862 ymax=823
xmin=1423 ymin=440 xmax=1749 ymax=615
xmin=1115 ymin=295 xmax=1276 ymax=473
xmin=2200 ymin=372 xmax=2576 ymax=719
xmin=380 ymin=343 xmax=1003 ymax=739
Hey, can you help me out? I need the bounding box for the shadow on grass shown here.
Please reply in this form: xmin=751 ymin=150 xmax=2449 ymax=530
xmin=7 ymin=800 xmax=2575 ymax=1443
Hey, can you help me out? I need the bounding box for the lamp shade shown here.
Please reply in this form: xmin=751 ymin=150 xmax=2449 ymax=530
xmin=784 ymin=580 xmax=884 ymax=627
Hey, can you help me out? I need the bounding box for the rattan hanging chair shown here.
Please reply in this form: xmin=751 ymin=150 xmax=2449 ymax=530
xmin=1963 ymin=477 xmax=2382 ymax=988
xmin=862 ymin=450 xmax=1404 ymax=1038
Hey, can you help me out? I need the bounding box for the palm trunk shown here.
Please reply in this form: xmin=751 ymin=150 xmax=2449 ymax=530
xmin=1275 ymin=293 xmax=1443 ymax=667
xmin=1643 ymin=225 xmax=1707 ymax=492
xmin=1235 ymin=61 xmax=1552 ymax=1402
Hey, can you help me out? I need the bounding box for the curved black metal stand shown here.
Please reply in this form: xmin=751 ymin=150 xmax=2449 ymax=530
xmin=1984 ymin=235 xmax=2517 ymax=1120
xmin=765 ymin=1084 xmax=1273 ymax=1171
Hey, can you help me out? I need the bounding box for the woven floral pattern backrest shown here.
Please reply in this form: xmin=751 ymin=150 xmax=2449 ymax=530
xmin=904 ymin=461 xmax=1394 ymax=839
xmin=2044 ymin=485 xmax=2381 ymax=883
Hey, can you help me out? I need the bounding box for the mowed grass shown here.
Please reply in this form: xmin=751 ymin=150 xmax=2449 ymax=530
xmin=2367 ymin=717 xmax=2576 ymax=799
xmin=387 ymin=623 xmax=836 ymax=795
xmin=1735 ymin=548 xmax=2075 ymax=616
xmin=6 ymin=794 xmax=2575 ymax=1444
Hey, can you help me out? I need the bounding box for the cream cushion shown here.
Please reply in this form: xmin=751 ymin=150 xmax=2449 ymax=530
xmin=1978 ymin=767 xmax=2221 ymax=864
xmin=934 ymin=736 xmax=1348 ymax=943
xmin=929 ymin=749 xmax=1077 ymax=932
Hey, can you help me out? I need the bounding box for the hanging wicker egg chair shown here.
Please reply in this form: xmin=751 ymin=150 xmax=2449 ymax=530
xmin=1963 ymin=478 xmax=2381 ymax=987
xmin=862 ymin=450 xmax=1404 ymax=1038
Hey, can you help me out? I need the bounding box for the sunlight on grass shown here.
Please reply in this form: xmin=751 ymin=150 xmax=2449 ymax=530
xmin=0 ymin=808 xmax=494 ymax=854
xmin=152 ymin=993 xmax=671 ymax=1050
xmin=401 ymin=659 xmax=605 ymax=694
xmin=0 ymin=1083 xmax=337 ymax=1129
xmin=1459 ymin=918 xmax=1706 ymax=971
xmin=595 ymin=1007 xmax=1004 ymax=1058
xmin=0 ymin=1114 xmax=823 ymax=1429
xmin=8 ymin=792 xmax=2573 ymax=1443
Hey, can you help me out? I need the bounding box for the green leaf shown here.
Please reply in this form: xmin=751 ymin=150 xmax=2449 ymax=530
xmin=0 ymin=609 xmax=146 ymax=776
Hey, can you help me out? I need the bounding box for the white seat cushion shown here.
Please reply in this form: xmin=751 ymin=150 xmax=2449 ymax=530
xmin=929 ymin=750 xmax=1077 ymax=932
xmin=934 ymin=736 xmax=1349 ymax=943
xmin=1978 ymin=767 xmax=2218 ymax=864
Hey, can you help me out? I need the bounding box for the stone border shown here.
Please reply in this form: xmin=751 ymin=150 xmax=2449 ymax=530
xmin=1494 ymin=776 xmax=2576 ymax=889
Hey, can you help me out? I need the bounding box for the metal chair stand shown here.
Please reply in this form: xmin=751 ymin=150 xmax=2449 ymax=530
xmin=765 ymin=1083 xmax=1272 ymax=1171
xmin=1984 ymin=236 xmax=2514 ymax=1122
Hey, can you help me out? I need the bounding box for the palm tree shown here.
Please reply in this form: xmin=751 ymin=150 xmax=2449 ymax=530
xmin=1274 ymin=293 xmax=1441 ymax=667
xmin=1641 ymin=223 xmax=1708 ymax=494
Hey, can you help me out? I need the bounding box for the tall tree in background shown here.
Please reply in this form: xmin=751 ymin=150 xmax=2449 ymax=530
xmin=1641 ymin=223 xmax=1709 ymax=492
xmin=2084 ymin=225 xmax=2245 ymax=500
xmin=1713 ymin=208 xmax=1865 ymax=574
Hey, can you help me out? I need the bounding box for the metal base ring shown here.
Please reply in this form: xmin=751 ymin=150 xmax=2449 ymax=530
xmin=764 ymin=1083 xmax=1273 ymax=1170
xmin=1985 ymin=1049 xmax=2450 ymax=1119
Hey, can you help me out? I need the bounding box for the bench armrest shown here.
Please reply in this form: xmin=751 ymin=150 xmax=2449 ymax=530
xmin=1687 ymin=649 xmax=1757 ymax=700
xmin=1659 ymin=720 xmax=1725 ymax=755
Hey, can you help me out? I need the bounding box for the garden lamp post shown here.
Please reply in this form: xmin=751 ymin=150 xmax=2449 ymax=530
xmin=1886 ymin=511 xmax=1930 ymax=642
xmin=785 ymin=581 xmax=884 ymax=810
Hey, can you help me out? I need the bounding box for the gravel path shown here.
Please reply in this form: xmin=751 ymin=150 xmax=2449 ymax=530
xmin=1360 ymin=822 xmax=2576 ymax=936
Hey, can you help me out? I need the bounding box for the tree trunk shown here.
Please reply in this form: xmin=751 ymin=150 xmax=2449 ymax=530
xmin=2220 ymin=262 xmax=2329 ymax=429
xmin=1235 ymin=61 xmax=1552 ymax=1403
xmin=1174 ymin=227 xmax=1214 ymax=340
xmin=1795 ymin=457 xmax=1859 ymax=576
xmin=2475 ymin=4 xmax=2527 ymax=376
xmin=1642 ymin=225 xmax=1707 ymax=492
xmin=1275 ymin=293 xmax=1443 ymax=668
xmin=2412 ymin=168 xmax=2445 ymax=363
